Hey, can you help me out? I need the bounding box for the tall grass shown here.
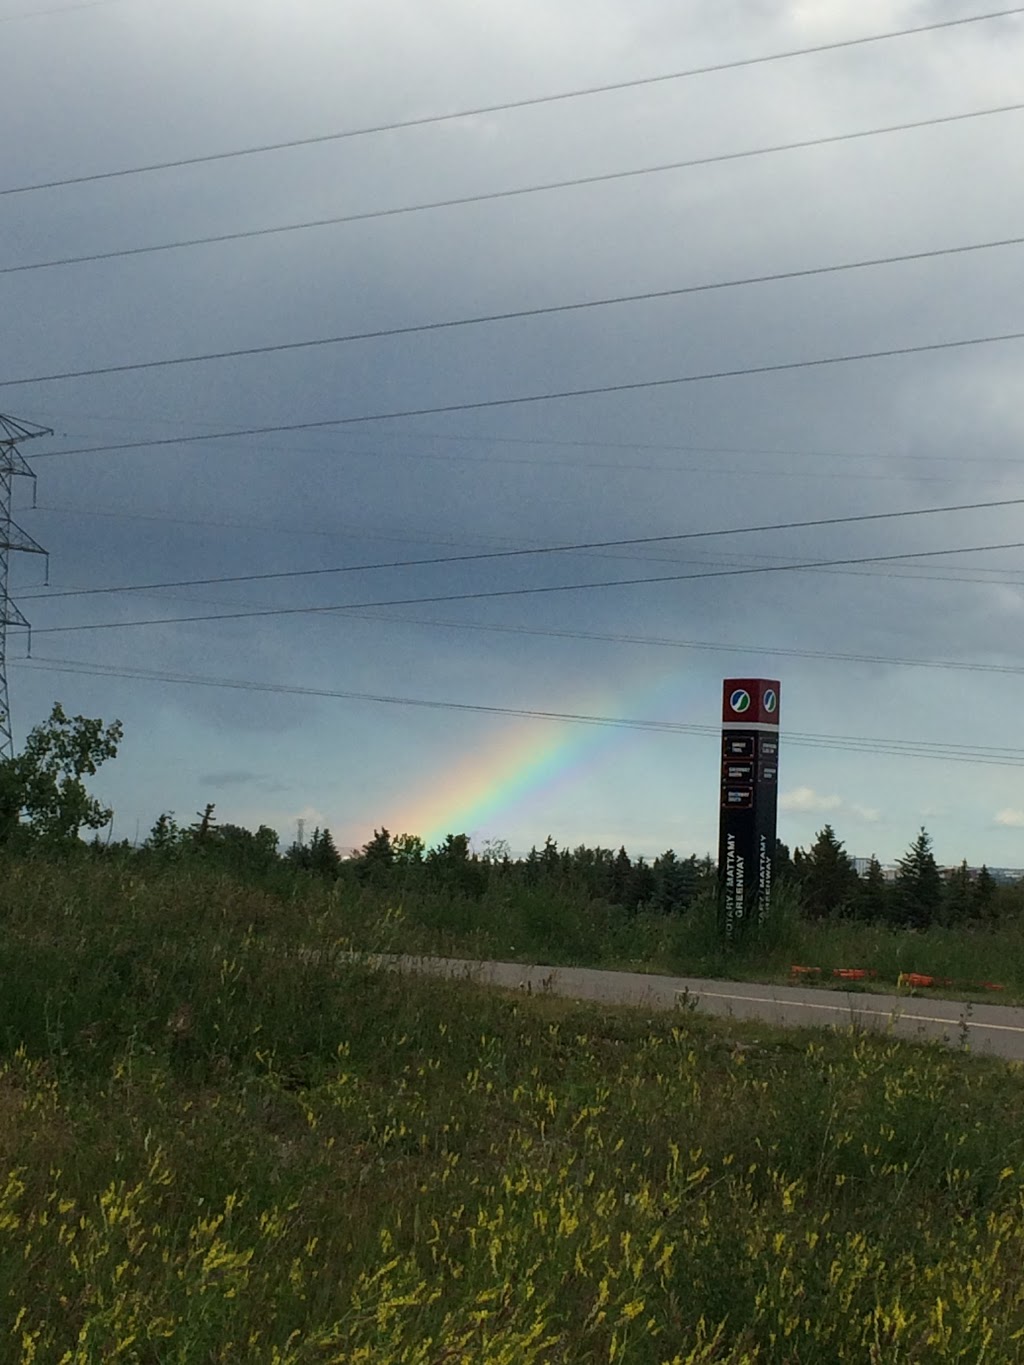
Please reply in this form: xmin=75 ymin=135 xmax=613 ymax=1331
xmin=314 ymin=868 xmax=1024 ymax=999
xmin=3 ymin=856 xmax=1024 ymax=1359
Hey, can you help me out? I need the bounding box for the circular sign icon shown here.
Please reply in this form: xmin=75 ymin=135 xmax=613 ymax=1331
xmin=729 ymin=688 xmax=751 ymax=714
xmin=763 ymin=688 xmax=778 ymax=714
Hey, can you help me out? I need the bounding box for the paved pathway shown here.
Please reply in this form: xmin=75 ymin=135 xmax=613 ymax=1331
xmin=379 ymin=955 xmax=1024 ymax=1060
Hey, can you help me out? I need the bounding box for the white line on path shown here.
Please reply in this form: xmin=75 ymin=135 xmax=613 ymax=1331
xmin=694 ymin=990 xmax=1024 ymax=1033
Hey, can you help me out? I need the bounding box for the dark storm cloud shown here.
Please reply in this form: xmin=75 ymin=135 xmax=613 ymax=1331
xmin=3 ymin=0 xmax=1024 ymax=857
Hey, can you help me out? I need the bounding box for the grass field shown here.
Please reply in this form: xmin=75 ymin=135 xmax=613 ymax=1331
xmin=3 ymin=857 xmax=1024 ymax=1361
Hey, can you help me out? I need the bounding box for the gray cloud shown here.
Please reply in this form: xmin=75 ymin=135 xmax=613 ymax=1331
xmin=4 ymin=0 xmax=1024 ymax=860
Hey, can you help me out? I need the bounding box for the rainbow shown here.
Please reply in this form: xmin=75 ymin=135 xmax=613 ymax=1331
xmin=388 ymin=664 xmax=709 ymax=849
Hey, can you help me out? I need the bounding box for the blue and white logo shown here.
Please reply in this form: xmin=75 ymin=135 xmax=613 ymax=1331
xmin=729 ymin=688 xmax=751 ymax=714
xmin=763 ymin=688 xmax=778 ymax=714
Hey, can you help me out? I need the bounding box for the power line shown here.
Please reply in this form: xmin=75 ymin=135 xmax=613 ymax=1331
xmin=31 ymin=556 xmax=1024 ymax=618
xmin=32 ymin=327 xmax=1024 ymax=461
xmin=404 ymin=428 xmax=1024 ymax=468
xmin=17 ymin=395 xmax=1021 ymax=468
xmin=27 ymin=405 xmax=1024 ymax=470
xmin=29 ymin=539 xmax=1024 ymax=636
xmin=14 ymin=654 xmax=1024 ymax=768
xmin=6 ymin=7 xmax=1022 ymax=193
xmin=5 ymin=233 xmax=1024 ymax=390
xmin=0 ymin=0 xmax=126 ymax=21
xmin=21 ymin=496 xmax=1024 ymax=601
xmin=26 ymin=506 xmax=1024 ymax=607
xmin=309 ymin=609 xmax=1024 ymax=678
xmin=8 ymin=100 xmax=1024 ymax=278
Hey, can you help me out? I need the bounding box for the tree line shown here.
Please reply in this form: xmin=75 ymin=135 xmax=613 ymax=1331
xmin=1 ymin=704 xmax=1019 ymax=925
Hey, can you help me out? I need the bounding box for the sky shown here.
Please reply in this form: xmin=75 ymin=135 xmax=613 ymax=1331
xmin=3 ymin=0 xmax=1024 ymax=866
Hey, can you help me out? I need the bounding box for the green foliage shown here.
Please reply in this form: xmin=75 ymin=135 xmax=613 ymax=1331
xmin=355 ymin=826 xmax=394 ymax=884
xmin=392 ymin=831 xmax=425 ymax=865
xmin=306 ymin=826 xmax=340 ymax=878
xmin=426 ymin=831 xmax=486 ymax=897
xmin=856 ymin=855 xmax=889 ymax=922
xmin=943 ymin=859 xmax=974 ymax=925
xmin=145 ymin=810 xmax=181 ymax=853
xmin=975 ymin=864 xmax=998 ymax=917
xmin=0 ymin=701 xmax=122 ymax=845
xmin=894 ymin=827 xmax=944 ymax=930
xmin=795 ymin=824 xmax=859 ymax=918
xmin=188 ymin=801 xmax=217 ymax=845
xmin=4 ymin=858 xmax=1024 ymax=1358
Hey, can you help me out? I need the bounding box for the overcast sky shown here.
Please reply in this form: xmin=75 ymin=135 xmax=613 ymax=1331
xmin=4 ymin=0 xmax=1024 ymax=865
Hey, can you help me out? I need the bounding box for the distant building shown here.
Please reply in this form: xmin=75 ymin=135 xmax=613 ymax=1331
xmin=853 ymin=860 xmax=1024 ymax=886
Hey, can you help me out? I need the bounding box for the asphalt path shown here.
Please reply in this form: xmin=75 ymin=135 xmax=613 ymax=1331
xmin=376 ymin=955 xmax=1024 ymax=1061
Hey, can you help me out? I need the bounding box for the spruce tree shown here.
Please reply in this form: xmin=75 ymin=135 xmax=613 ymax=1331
xmin=943 ymin=860 xmax=973 ymax=925
xmin=309 ymin=826 xmax=341 ymax=878
xmin=975 ymin=865 xmax=997 ymax=919
xmin=856 ymin=856 xmax=889 ymax=921
xmin=358 ymin=827 xmax=394 ymax=883
xmin=800 ymin=825 xmax=858 ymax=918
xmin=894 ymin=828 xmax=943 ymax=929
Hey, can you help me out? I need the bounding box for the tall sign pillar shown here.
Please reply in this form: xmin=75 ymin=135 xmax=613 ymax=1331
xmin=718 ymin=678 xmax=780 ymax=943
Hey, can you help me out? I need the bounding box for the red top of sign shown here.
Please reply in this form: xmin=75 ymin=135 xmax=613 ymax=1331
xmin=722 ymin=678 xmax=781 ymax=726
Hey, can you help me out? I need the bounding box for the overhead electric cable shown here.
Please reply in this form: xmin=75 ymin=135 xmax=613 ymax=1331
xmin=30 ymin=330 xmax=1024 ymax=464
xmin=5 ymin=233 xmax=1024 ymax=389
xmin=30 ymin=539 xmax=1024 ymax=635
xmin=309 ymin=610 xmax=1024 ymax=678
xmin=7 ymin=100 xmax=1024 ymax=277
xmin=32 ymin=328 xmax=1024 ymax=460
xmin=5 ymin=7 xmax=1022 ymax=191
xmin=14 ymin=655 xmax=1024 ymax=769
xmin=404 ymin=428 xmax=1024 ymax=468
xmin=0 ymin=0 xmax=125 ymax=20
xmin=21 ymin=497 xmax=1024 ymax=600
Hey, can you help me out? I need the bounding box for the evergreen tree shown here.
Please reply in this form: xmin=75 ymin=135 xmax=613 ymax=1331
xmin=540 ymin=835 xmax=561 ymax=877
xmin=189 ymin=803 xmax=217 ymax=846
xmin=523 ymin=845 xmax=542 ymax=886
xmin=145 ymin=811 xmax=181 ymax=853
xmin=651 ymin=850 xmax=699 ymax=914
xmin=426 ymin=832 xmax=485 ymax=897
xmin=357 ymin=827 xmax=394 ymax=883
xmin=894 ymin=827 xmax=943 ymax=929
xmin=800 ymin=825 xmax=858 ymax=918
xmin=975 ymin=865 xmax=997 ymax=919
xmin=943 ymin=860 xmax=974 ymax=925
xmin=856 ymin=855 xmax=889 ymax=921
xmin=628 ymin=856 xmax=656 ymax=911
xmin=695 ymin=854 xmax=716 ymax=896
xmin=774 ymin=839 xmax=795 ymax=884
xmin=282 ymin=840 xmax=310 ymax=870
xmin=609 ymin=846 xmax=633 ymax=906
xmin=308 ymin=826 xmax=341 ymax=878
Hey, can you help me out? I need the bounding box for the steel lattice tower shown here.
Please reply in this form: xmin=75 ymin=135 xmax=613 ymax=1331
xmin=0 ymin=413 xmax=51 ymax=760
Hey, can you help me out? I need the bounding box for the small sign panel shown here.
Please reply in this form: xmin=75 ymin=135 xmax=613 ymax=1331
xmin=724 ymin=761 xmax=754 ymax=781
xmin=723 ymin=736 xmax=754 ymax=758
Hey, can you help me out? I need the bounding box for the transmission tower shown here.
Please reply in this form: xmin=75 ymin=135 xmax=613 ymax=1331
xmin=0 ymin=413 xmax=51 ymax=760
